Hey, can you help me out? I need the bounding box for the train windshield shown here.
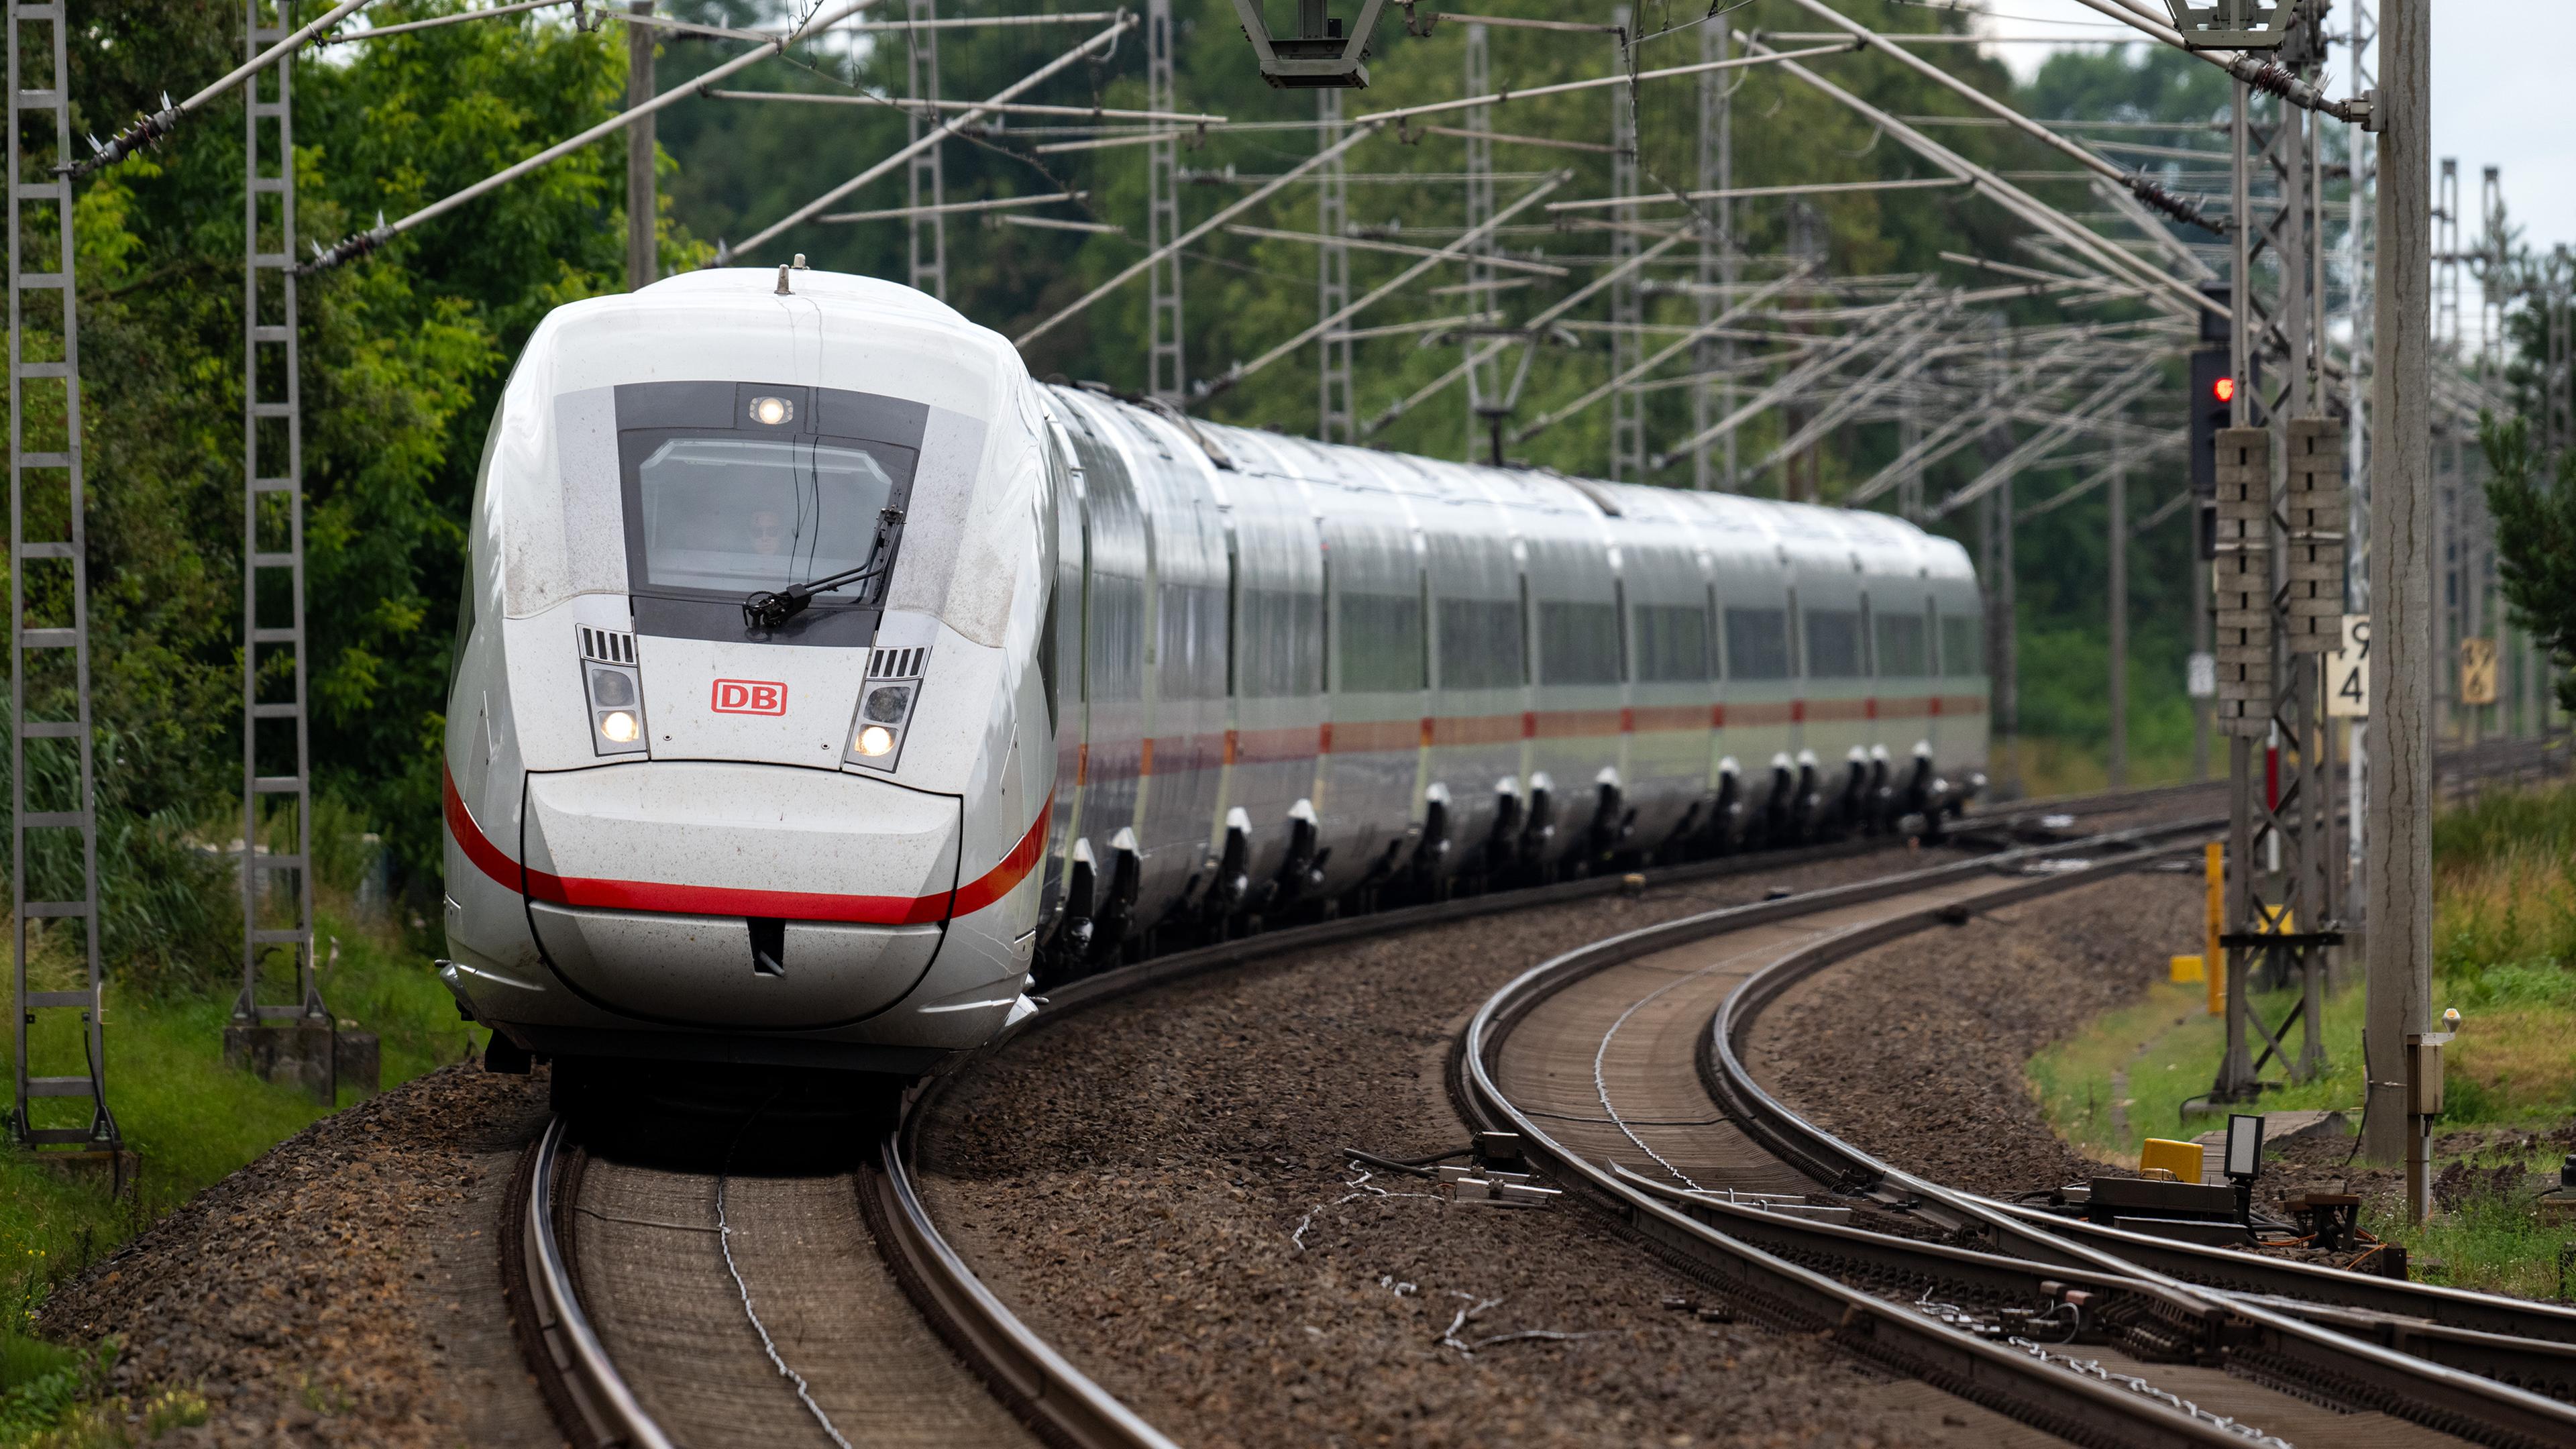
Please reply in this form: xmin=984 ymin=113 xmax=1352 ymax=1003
xmin=633 ymin=436 xmax=897 ymax=595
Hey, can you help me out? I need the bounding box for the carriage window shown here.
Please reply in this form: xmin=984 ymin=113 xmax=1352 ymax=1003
xmin=1539 ymin=601 xmax=1623 ymax=686
xmin=631 ymin=436 xmax=901 ymax=596
xmin=1634 ymin=604 xmax=1711 ymax=683
xmin=1438 ymin=597 xmax=1524 ymax=691
xmin=1940 ymin=613 xmax=1984 ymax=677
xmin=1339 ymin=591 xmax=1426 ymax=693
xmin=1874 ymin=611 xmax=1928 ymax=677
xmin=1723 ymin=606 xmax=1791 ymax=681
xmin=1240 ymin=586 xmax=1324 ymax=698
xmin=1805 ymin=609 xmax=1864 ymax=679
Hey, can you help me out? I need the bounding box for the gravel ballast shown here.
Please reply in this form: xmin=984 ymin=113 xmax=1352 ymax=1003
xmin=918 ymin=849 xmax=2079 ymax=1449
xmin=1746 ymin=868 xmax=2204 ymax=1199
xmin=40 ymin=1063 xmax=560 ymax=1448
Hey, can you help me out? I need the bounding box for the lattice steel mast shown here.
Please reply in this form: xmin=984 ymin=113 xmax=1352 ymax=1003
xmin=236 ymin=0 xmax=324 ymax=1045
xmin=1145 ymin=0 xmax=1183 ymax=401
xmin=2210 ymin=7 xmax=2342 ymax=1100
xmin=906 ymin=0 xmax=947 ymax=300
xmin=1606 ymin=8 xmax=1641 ymax=483
xmin=1317 ymin=87 xmax=1351 ymax=441
xmin=1458 ymin=21 xmax=1494 ymax=460
xmin=7 ymin=0 xmax=113 ymax=1155
xmin=1693 ymin=19 xmax=1732 ymax=493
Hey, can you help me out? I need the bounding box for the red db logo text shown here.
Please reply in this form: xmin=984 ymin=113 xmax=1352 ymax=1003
xmin=710 ymin=679 xmax=788 ymax=716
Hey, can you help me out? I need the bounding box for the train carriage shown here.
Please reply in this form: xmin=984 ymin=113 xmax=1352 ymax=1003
xmin=439 ymin=266 xmax=1986 ymax=1077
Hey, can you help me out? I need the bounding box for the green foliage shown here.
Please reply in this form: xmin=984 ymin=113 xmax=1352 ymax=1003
xmin=21 ymin=1 xmax=703 ymax=961
xmin=2432 ymin=771 xmax=2576 ymax=869
xmin=0 ymin=1336 xmax=105 ymax=1444
xmin=0 ymin=895 xmax=484 ymax=1351
xmin=2479 ymin=412 xmax=2576 ymax=716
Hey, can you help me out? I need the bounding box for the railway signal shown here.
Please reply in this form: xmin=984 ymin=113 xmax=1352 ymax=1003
xmin=2188 ymin=346 xmax=2231 ymax=559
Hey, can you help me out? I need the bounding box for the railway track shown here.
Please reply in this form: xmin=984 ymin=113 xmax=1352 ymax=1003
xmin=486 ymin=783 xmax=2176 ymax=1449
xmin=485 ymin=761 xmax=2557 ymax=1449
xmin=1461 ymin=807 xmax=2576 ymax=1448
xmin=498 ymin=1108 xmax=1171 ymax=1449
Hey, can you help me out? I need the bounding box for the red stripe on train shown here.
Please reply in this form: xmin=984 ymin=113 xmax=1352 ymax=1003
xmin=442 ymin=763 xmax=1046 ymax=926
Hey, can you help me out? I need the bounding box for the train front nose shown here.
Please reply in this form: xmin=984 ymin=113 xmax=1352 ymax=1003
xmin=520 ymin=761 xmax=961 ymax=1030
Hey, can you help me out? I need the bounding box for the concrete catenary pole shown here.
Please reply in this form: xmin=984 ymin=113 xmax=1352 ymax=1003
xmin=625 ymin=1 xmax=654 ymax=291
xmin=2363 ymin=0 xmax=2432 ymax=1191
xmin=2108 ymin=415 xmax=2127 ymax=789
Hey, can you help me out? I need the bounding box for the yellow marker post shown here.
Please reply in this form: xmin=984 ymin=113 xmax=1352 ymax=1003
xmin=2139 ymin=1138 xmax=2204 ymax=1183
xmin=2169 ymin=955 xmax=2204 ymax=983
xmin=2204 ymin=841 xmax=2224 ymax=1016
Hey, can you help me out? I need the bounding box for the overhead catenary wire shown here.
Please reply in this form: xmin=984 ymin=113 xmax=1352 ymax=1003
xmin=72 ymin=0 xmax=380 ymax=176
xmin=1350 ymin=40 xmax=1867 ymax=128
xmin=1328 ymin=311 xmax=1503 ymax=342
xmin=840 ymin=11 xmax=1121 ymax=30
xmin=1546 ymin=176 xmax=1970 ymax=214
xmin=2045 ymin=0 xmax=2367 ymax=123
xmin=2017 ymin=430 xmax=2186 ymax=523
xmin=727 ymin=11 xmax=1138 ymax=260
xmin=1015 ymin=120 xmax=1384 ymax=348
xmin=818 ymin=191 xmax=1085 ymax=224
xmin=1646 ymin=278 xmax=1945 ymax=470
xmin=710 ymin=90 xmax=1226 ymax=126
xmin=1843 ymin=325 xmax=2135 ymax=504
xmin=1222 ymin=222 xmax=1568 ymax=278
xmin=1744 ymin=307 xmax=1969 ymax=477
xmin=1362 ymin=229 xmax=1697 ymax=436
xmin=1777 ymin=0 xmax=2226 ymax=235
xmin=1509 ymin=264 xmax=1817 ymax=444
xmin=301 ymin=0 xmax=879 ymax=272
xmin=1203 ymin=170 xmax=1572 ymax=397
xmin=1744 ymin=34 xmax=2222 ymax=327
xmin=312 ymin=0 xmax=567 ymax=46
xmin=1930 ymin=358 xmax=2165 ymax=519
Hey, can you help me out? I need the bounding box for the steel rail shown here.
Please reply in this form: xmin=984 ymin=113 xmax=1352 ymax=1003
xmin=502 ymin=1116 xmax=677 ymax=1449
xmin=1699 ymin=920 xmax=2576 ymax=1444
xmin=1694 ymin=834 xmax=2576 ymax=1419
xmin=1458 ymin=818 xmax=2271 ymax=1448
xmin=883 ymin=784 xmax=2226 ymax=1445
xmin=873 ymin=1117 xmax=1181 ymax=1449
xmin=500 ymin=779 xmax=2206 ymax=1449
xmin=1464 ymin=769 xmax=2576 ymax=1447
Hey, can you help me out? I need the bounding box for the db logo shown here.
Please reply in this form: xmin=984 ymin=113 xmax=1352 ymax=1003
xmin=710 ymin=679 xmax=788 ymax=716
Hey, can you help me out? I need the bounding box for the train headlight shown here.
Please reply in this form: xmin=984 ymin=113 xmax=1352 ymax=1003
xmin=588 ymin=666 xmax=636 ymax=708
xmin=845 ymin=678 xmax=918 ymax=769
xmin=577 ymin=633 xmax=649 ymax=757
xmin=750 ymin=394 xmax=794 ymax=427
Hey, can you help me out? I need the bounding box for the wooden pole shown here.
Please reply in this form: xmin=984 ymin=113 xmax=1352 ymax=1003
xmin=2363 ymin=0 xmax=2433 ymax=1193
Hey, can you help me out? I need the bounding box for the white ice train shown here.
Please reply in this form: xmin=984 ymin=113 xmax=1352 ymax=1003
xmin=437 ymin=265 xmax=1989 ymax=1079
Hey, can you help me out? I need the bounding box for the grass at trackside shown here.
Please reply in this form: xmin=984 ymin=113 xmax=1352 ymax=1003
xmin=2001 ymin=738 xmax=2200 ymax=802
xmin=2028 ymin=771 xmax=2576 ymax=1299
xmin=1 ymin=890 xmax=480 ymax=1442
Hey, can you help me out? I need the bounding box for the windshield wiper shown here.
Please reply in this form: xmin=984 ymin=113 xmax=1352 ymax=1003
xmin=742 ymin=506 xmax=905 ymax=630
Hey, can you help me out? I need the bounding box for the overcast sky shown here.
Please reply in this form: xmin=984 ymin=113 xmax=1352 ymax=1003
xmin=1973 ymin=0 xmax=2574 ymax=255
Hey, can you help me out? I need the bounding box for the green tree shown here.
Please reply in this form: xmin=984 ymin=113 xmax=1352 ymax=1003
xmin=36 ymin=1 xmax=695 ymax=982
xmin=2479 ymin=413 xmax=2576 ymax=715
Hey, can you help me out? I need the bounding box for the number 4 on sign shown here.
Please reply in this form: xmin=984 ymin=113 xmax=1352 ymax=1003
xmin=2326 ymin=614 xmax=2369 ymax=718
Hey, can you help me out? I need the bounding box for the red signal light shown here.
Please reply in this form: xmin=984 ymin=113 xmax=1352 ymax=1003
xmin=2212 ymin=376 xmax=2237 ymax=404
